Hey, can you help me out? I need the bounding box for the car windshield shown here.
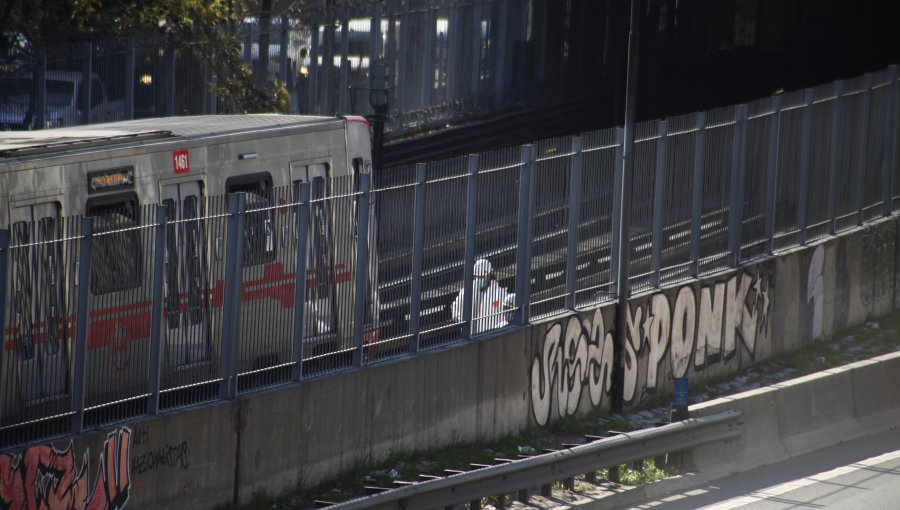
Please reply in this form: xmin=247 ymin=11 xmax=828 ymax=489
xmin=0 ymin=78 xmax=75 ymax=108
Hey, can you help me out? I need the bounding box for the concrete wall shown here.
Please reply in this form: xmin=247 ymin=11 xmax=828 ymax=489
xmin=3 ymin=218 xmax=898 ymax=509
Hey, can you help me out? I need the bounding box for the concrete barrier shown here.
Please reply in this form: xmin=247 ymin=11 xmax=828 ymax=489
xmin=688 ymin=350 xmax=900 ymax=478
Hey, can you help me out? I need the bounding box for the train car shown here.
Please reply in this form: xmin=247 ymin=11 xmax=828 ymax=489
xmin=0 ymin=114 xmax=377 ymax=434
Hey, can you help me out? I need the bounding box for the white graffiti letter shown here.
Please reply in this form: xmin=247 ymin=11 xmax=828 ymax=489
xmin=531 ymin=324 xmax=561 ymax=426
xmin=622 ymin=305 xmax=643 ymax=403
xmin=646 ymin=294 xmax=671 ymax=390
xmin=696 ymin=283 xmax=725 ymax=366
xmin=671 ymin=287 xmax=696 ymax=378
xmin=808 ymin=246 xmax=825 ymax=340
xmin=724 ymin=273 xmax=752 ymax=358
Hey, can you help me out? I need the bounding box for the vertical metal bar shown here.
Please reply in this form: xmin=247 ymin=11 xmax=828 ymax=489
xmin=72 ymin=217 xmax=93 ymax=434
xmin=565 ymin=136 xmax=584 ymax=309
xmin=353 ymin=174 xmax=371 ymax=366
xmin=0 ymin=230 xmax=8 ymax=422
xmin=650 ymin=121 xmax=668 ymax=288
xmin=691 ymin=113 xmax=706 ymax=277
xmin=125 ymin=36 xmax=136 ymax=120
xmin=856 ymin=73 xmax=873 ymax=225
xmin=728 ymin=104 xmax=748 ymax=267
xmin=291 ymin=183 xmax=310 ymax=382
xmin=220 ymin=194 xmax=245 ymax=399
xmin=34 ymin=48 xmax=46 ymax=130
xmin=409 ymin=164 xmax=428 ymax=352
xmin=885 ymin=65 xmax=899 ymax=215
xmin=396 ymin=3 xmax=410 ymax=116
xmin=798 ymin=89 xmax=813 ymax=244
xmin=609 ymin=128 xmax=625 ymax=292
xmin=515 ymin=145 xmax=535 ymax=325
xmin=165 ymin=45 xmax=176 ymax=117
xmin=421 ymin=6 xmax=436 ymax=109
xmin=461 ymin=155 xmax=479 ymax=339
xmin=147 ymin=205 xmax=167 ymax=416
xmin=81 ymin=42 xmax=92 ymax=125
xmin=339 ymin=7 xmax=350 ymax=115
xmin=765 ymin=95 xmax=782 ymax=255
xmin=309 ymin=23 xmax=320 ymax=114
xmin=828 ymin=81 xmax=845 ymax=235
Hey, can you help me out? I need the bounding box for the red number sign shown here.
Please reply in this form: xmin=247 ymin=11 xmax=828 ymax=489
xmin=173 ymin=149 xmax=190 ymax=174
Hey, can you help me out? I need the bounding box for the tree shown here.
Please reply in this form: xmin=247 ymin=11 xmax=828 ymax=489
xmin=0 ymin=0 xmax=290 ymax=114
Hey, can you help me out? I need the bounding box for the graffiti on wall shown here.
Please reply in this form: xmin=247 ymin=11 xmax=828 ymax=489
xmin=860 ymin=224 xmax=895 ymax=307
xmin=0 ymin=428 xmax=131 ymax=510
xmin=808 ymin=246 xmax=825 ymax=340
xmin=531 ymin=268 xmax=772 ymax=424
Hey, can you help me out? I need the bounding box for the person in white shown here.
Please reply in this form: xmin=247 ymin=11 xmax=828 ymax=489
xmin=452 ymin=258 xmax=509 ymax=335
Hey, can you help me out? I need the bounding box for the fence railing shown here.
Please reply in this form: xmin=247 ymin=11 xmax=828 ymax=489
xmin=1 ymin=65 xmax=899 ymax=449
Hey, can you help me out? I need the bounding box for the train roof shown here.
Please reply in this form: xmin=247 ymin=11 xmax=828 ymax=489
xmin=0 ymin=114 xmax=343 ymax=159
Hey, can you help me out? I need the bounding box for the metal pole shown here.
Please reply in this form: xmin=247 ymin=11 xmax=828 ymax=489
xmin=0 ymin=230 xmax=9 ymax=422
xmin=125 ymin=36 xmax=135 ymax=119
xmin=856 ymin=73 xmax=873 ymax=225
xmin=72 ymin=217 xmax=93 ymax=433
xmin=147 ymin=205 xmax=168 ymax=416
xmin=765 ymin=95 xmax=782 ymax=255
xmin=369 ymin=5 xmax=383 ymax=117
xmin=81 ymin=42 xmax=93 ymax=125
xmin=471 ymin=0 xmax=483 ymax=98
xmin=828 ymin=81 xmax=845 ymax=235
xmin=885 ymin=65 xmax=899 ymax=215
xmin=565 ymin=137 xmax=584 ymax=309
xmin=165 ymin=45 xmax=176 ymax=116
xmin=797 ymin=89 xmax=814 ymax=244
xmin=409 ymin=164 xmax=428 ymax=352
xmin=280 ymin=15 xmax=289 ymax=95
xmin=609 ymin=128 xmax=625 ymax=292
xmin=396 ymin=2 xmax=410 ymax=116
xmin=690 ymin=112 xmax=706 ymax=277
xmin=728 ymin=104 xmax=748 ymax=267
xmin=220 ymin=194 xmax=245 ymax=399
xmin=421 ymin=6 xmax=437 ymax=109
xmin=650 ymin=121 xmax=668 ymax=288
xmin=612 ymin=0 xmax=640 ymax=414
xmin=447 ymin=5 xmax=462 ymax=101
xmin=461 ymin=155 xmax=479 ymax=339
xmin=352 ymin=174 xmax=371 ymax=366
xmin=493 ymin=0 xmax=509 ymax=105
xmin=291 ymin=183 xmax=310 ymax=382
xmin=309 ymin=23 xmax=320 ymax=114
xmin=514 ymin=145 xmax=535 ymax=325
xmin=339 ymin=7 xmax=350 ymax=114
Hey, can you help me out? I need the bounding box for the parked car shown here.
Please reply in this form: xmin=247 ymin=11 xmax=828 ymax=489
xmin=0 ymin=70 xmax=124 ymax=130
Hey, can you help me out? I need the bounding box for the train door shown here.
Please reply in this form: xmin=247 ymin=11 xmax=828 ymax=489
xmin=161 ymin=182 xmax=209 ymax=367
xmin=8 ymin=202 xmax=68 ymax=402
xmin=290 ymin=162 xmax=337 ymax=339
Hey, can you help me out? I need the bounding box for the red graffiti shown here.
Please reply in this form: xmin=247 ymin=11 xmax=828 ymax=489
xmin=0 ymin=428 xmax=131 ymax=510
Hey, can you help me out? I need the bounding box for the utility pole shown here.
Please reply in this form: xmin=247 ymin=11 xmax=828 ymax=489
xmin=611 ymin=0 xmax=640 ymax=414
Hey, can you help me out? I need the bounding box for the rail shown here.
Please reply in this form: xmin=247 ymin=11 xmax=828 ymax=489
xmin=323 ymin=409 xmax=743 ymax=509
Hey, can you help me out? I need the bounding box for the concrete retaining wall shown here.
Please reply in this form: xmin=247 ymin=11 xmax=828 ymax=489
xmin=3 ymin=218 xmax=899 ymax=509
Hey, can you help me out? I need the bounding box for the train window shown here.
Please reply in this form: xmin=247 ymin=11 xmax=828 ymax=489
xmin=226 ymin=173 xmax=275 ymax=266
xmin=87 ymin=193 xmax=143 ymax=294
xmin=352 ymin=158 xmax=364 ymax=237
xmin=11 ymin=221 xmax=35 ymax=360
xmin=37 ymin=216 xmax=63 ymax=356
xmin=308 ymin=176 xmax=333 ymax=302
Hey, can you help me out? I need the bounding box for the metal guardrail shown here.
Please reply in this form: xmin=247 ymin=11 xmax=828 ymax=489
xmin=325 ymin=409 xmax=744 ymax=509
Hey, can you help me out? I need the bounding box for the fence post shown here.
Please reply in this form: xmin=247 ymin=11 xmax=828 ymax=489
xmin=650 ymin=121 xmax=668 ymax=288
xmin=409 ymin=164 xmax=428 ymax=352
xmin=291 ymin=183 xmax=310 ymax=382
xmin=885 ymin=65 xmax=899 ymax=216
xmin=565 ymin=136 xmax=584 ymax=309
xmin=690 ymin=112 xmax=706 ymax=277
xmin=461 ymin=155 xmax=479 ymax=339
xmin=72 ymin=217 xmax=93 ymax=434
xmin=609 ymin=128 xmax=625 ymax=293
xmin=798 ymin=89 xmax=814 ymax=244
xmin=165 ymin=45 xmax=176 ymax=117
xmin=147 ymin=205 xmax=168 ymax=416
xmin=0 ymin=230 xmax=8 ymax=422
xmin=81 ymin=42 xmax=93 ymax=125
xmin=338 ymin=7 xmax=350 ymax=115
xmin=515 ymin=145 xmax=535 ymax=325
xmin=125 ymin=36 xmax=136 ymax=120
xmin=353 ymin=174 xmax=371 ymax=366
xmin=765 ymin=95 xmax=782 ymax=255
xmin=828 ymin=81 xmax=845 ymax=235
xmin=728 ymin=104 xmax=748 ymax=267
xmin=857 ymin=73 xmax=873 ymax=225
xmin=220 ymin=194 xmax=245 ymax=399
xmin=35 ymin=49 xmax=47 ymax=130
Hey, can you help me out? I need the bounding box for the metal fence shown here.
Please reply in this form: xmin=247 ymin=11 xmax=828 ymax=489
xmin=1 ymin=0 xmax=582 ymax=136
xmin=1 ymin=66 xmax=899 ymax=449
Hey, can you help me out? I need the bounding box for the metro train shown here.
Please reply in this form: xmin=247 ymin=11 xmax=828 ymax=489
xmin=0 ymin=114 xmax=378 ymax=427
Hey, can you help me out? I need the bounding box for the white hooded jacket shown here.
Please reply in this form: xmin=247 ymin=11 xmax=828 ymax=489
xmin=451 ymin=279 xmax=509 ymax=335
